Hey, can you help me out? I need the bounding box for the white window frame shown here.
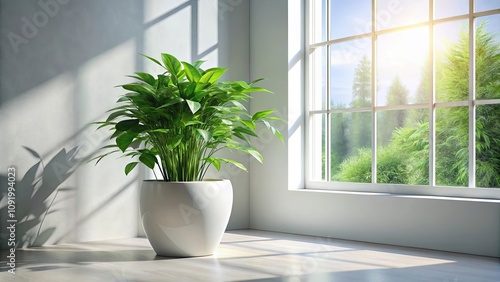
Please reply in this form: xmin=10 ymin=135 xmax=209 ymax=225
xmin=304 ymin=0 xmax=500 ymax=199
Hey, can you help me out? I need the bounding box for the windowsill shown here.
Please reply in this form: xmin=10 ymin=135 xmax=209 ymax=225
xmin=290 ymin=186 xmax=500 ymax=203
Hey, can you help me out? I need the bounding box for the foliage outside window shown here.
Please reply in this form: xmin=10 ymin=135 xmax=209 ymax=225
xmin=307 ymin=0 xmax=500 ymax=190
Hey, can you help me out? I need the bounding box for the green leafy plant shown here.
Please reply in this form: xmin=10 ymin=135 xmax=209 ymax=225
xmin=92 ymin=53 xmax=283 ymax=181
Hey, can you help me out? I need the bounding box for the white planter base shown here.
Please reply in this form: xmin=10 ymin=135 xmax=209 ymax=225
xmin=140 ymin=179 xmax=233 ymax=257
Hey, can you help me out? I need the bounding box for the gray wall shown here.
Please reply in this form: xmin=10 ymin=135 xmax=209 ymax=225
xmin=0 ymin=0 xmax=251 ymax=248
xmin=248 ymin=0 xmax=500 ymax=258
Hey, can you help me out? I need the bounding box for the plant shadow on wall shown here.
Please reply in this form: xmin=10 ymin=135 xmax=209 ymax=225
xmin=0 ymin=147 xmax=78 ymax=249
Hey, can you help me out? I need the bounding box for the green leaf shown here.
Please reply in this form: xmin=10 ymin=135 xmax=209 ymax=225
xmin=184 ymin=120 xmax=203 ymax=126
xmin=129 ymin=125 xmax=147 ymax=133
xmin=125 ymin=162 xmax=139 ymax=175
xmin=158 ymin=97 xmax=184 ymax=109
xmin=240 ymin=119 xmax=256 ymax=130
xmin=95 ymin=121 xmax=115 ymax=130
xmin=242 ymin=87 xmax=272 ymax=94
xmin=122 ymin=83 xmax=155 ymax=95
xmin=250 ymin=78 xmax=265 ymax=85
xmin=226 ymin=144 xmax=263 ymax=163
xmin=182 ymin=62 xmax=202 ymax=82
xmin=186 ymin=99 xmax=201 ymax=114
xmin=204 ymin=157 xmax=221 ymax=170
xmin=193 ymin=88 xmax=208 ymax=100
xmin=199 ymin=68 xmax=226 ymax=84
xmin=106 ymin=104 xmax=134 ymax=113
xmin=196 ymin=129 xmax=212 ymax=142
xmin=116 ymin=95 xmax=131 ymax=102
xmin=233 ymin=132 xmax=251 ymax=143
xmin=193 ymin=59 xmax=205 ymax=68
xmin=135 ymin=72 xmax=156 ymax=86
xmin=234 ymin=81 xmax=250 ymax=89
xmin=116 ymin=132 xmax=139 ymax=152
xmin=141 ymin=54 xmax=164 ymax=68
xmin=252 ymin=110 xmax=275 ymax=121
xmin=106 ymin=110 xmax=131 ymax=122
xmin=219 ymin=158 xmax=248 ymax=171
xmin=161 ymin=53 xmax=182 ymax=77
xmin=89 ymin=149 xmax=120 ymax=165
xmin=230 ymin=100 xmax=247 ymax=110
xmin=166 ymin=136 xmax=183 ymax=150
xmin=180 ymin=82 xmax=197 ymax=99
xmin=149 ymin=129 xmax=169 ymax=134
xmin=274 ymin=128 xmax=284 ymax=143
xmin=247 ymin=148 xmax=263 ymax=163
xmin=139 ymin=152 xmax=157 ymax=169
xmin=116 ymin=119 xmax=140 ymax=131
xmin=111 ymin=130 xmax=123 ymax=139
xmin=233 ymin=126 xmax=258 ymax=137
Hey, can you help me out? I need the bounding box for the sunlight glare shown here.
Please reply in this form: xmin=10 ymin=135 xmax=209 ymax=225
xmin=379 ymin=27 xmax=428 ymax=68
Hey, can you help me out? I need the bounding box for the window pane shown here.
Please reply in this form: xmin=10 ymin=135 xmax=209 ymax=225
xmin=330 ymin=38 xmax=372 ymax=108
xmin=434 ymin=0 xmax=468 ymax=20
xmin=332 ymin=112 xmax=372 ymax=182
xmin=330 ymin=112 xmax=349 ymax=179
xmin=310 ymin=47 xmax=327 ymax=110
xmin=376 ymin=0 xmax=428 ymax=30
xmin=310 ymin=114 xmax=326 ymax=181
xmin=475 ymin=0 xmax=500 ymax=13
xmin=310 ymin=0 xmax=327 ymax=43
xmin=436 ymin=106 xmax=469 ymax=187
xmin=476 ymin=104 xmax=500 ymax=188
xmin=330 ymin=0 xmax=371 ymax=40
xmin=377 ymin=109 xmax=429 ymax=185
xmin=435 ymin=20 xmax=469 ymax=103
xmin=476 ymin=15 xmax=500 ymax=100
xmin=377 ymin=27 xmax=429 ymax=106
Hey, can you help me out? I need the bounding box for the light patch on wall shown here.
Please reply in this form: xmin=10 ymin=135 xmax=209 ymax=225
xmin=288 ymin=0 xmax=302 ymax=60
xmin=0 ymin=73 xmax=76 ymax=174
xmin=143 ymin=5 xmax=192 ymax=73
xmin=197 ymin=0 xmax=218 ymax=60
xmin=77 ymin=39 xmax=137 ymax=125
xmin=74 ymin=40 xmax=140 ymax=243
xmin=143 ymin=0 xmax=190 ymax=25
xmin=198 ymin=47 xmax=219 ymax=69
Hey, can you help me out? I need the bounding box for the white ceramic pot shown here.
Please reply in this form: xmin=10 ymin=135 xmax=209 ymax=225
xmin=140 ymin=179 xmax=233 ymax=257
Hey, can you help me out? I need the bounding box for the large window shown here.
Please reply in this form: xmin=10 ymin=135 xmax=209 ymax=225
xmin=306 ymin=0 xmax=500 ymax=194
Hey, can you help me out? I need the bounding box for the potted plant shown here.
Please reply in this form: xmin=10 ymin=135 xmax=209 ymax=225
xmin=93 ymin=53 xmax=283 ymax=257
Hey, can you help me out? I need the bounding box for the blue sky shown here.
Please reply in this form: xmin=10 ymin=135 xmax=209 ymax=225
xmin=321 ymin=0 xmax=500 ymax=107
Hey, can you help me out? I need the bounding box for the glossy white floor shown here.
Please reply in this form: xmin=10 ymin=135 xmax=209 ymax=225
xmin=1 ymin=229 xmax=499 ymax=282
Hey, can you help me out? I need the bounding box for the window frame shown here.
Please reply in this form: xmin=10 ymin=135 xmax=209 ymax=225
xmin=304 ymin=0 xmax=500 ymax=199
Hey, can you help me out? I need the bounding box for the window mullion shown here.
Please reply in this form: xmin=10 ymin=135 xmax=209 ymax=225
xmin=429 ymin=0 xmax=436 ymax=186
xmin=325 ymin=0 xmax=331 ymax=181
xmin=371 ymin=0 xmax=377 ymax=184
xmin=468 ymin=0 xmax=476 ymax=187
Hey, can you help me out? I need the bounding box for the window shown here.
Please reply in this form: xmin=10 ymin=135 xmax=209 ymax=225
xmin=306 ymin=0 xmax=500 ymax=195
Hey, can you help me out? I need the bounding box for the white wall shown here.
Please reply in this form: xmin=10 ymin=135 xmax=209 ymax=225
xmin=248 ymin=0 xmax=500 ymax=258
xmin=0 ymin=0 xmax=251 ymax=248
xmin=3 ymin=0 xmax=498 ymax=258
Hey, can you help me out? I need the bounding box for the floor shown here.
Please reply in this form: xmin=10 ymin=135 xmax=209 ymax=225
xmin=1 ymin=230 xmax=499 ymax=282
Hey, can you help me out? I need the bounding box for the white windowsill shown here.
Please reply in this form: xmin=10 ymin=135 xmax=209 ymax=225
xmin=290 ymin=184 xmax=500 ymax=203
